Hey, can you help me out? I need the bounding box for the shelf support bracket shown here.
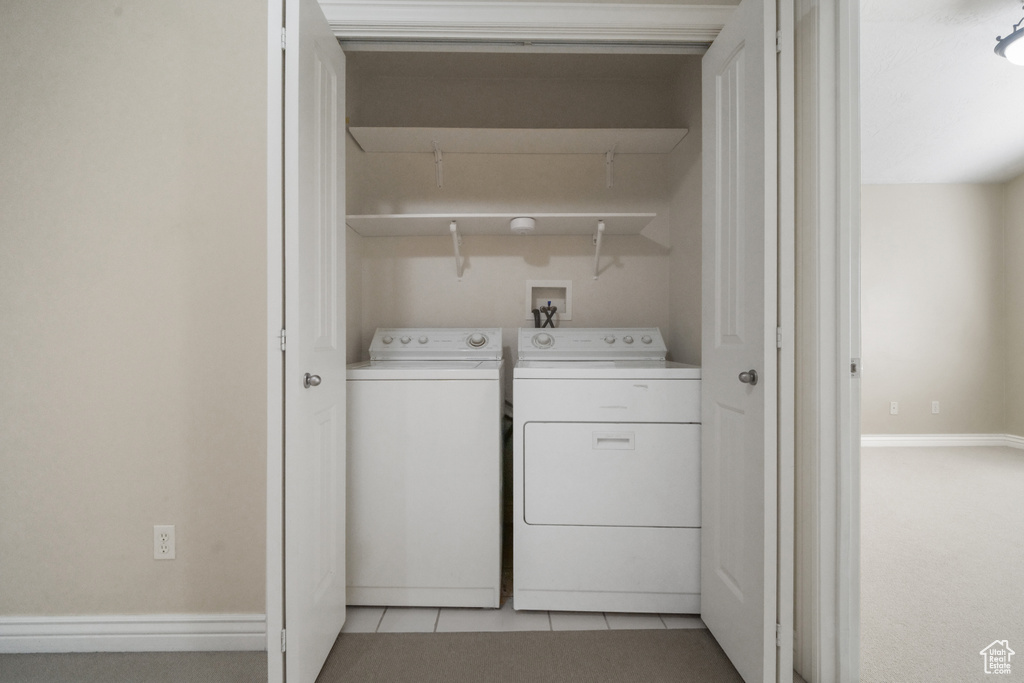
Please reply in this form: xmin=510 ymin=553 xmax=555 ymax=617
xmin=450 ymin=220 xmax=463 ymax=280
xmin=432 ymin=141 xmax=444 ymax=188
xmin=605 ymin=145 xmax=616 ymax=188
xmin=592 ymin=220 xmax=606 ymax=279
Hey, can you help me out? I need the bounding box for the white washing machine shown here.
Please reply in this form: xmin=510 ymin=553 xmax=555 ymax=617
xmin=513 ymin=327 xmax=702 ymax=614
xmin=346 ymin=327 xmax=504 ymax=608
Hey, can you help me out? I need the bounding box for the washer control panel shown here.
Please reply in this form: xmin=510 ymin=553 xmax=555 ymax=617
xmin=518 ymin=327 xmax=666 ymax=361
xmin=370 ymin=328 xmax=502 ymax=361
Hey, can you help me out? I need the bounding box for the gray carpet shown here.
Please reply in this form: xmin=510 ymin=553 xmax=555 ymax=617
xmin=0 ymin=630 xmax=741 ymax=683
xmin=861 ymin=446 xmax=1024 ymax=682
xmin=0 ymin=651 xmax=266 ymax=683
xmin=316 ymin=629 xmax=743 ymax=683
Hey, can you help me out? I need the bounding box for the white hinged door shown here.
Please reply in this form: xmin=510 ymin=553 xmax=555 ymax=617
xmin=700 ymin=0 xmax=778 ymax=681
xmin=283 ymin=0 xmax=347 ymax=679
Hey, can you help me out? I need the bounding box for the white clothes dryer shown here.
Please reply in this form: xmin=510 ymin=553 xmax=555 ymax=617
xmin=513 ymin=327 xmax=701 ymax=614
xmin=346 ymin=328 xmax=504 ymax=608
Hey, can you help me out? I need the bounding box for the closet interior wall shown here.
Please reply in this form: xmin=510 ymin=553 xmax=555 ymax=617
xmin=344 ymin=52 xmax=704 ymax=370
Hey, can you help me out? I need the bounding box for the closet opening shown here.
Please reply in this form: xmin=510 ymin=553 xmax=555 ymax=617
xmin=342 ymin=48 xmax=706 ymax=628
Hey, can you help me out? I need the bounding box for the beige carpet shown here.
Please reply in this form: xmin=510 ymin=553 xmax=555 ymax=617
xmin=316 ymin=629 xmax=743 ymax=683
xmin=860 ymin=446 xmax=1024 ymax=682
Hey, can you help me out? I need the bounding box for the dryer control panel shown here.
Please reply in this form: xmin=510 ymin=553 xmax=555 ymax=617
xmin=517 ymin=327 xmax=666 ymax=361
xmin=370 ymin=327 xmax=502 ymax=361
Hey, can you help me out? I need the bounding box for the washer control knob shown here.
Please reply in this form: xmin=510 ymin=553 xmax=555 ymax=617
xmin=468 ymin=333 xmax=487 ymax=348
xmin=604 ymin=335 xmax=616 ymax=344
xmin=641 ymin=335 xmax=653 ymax=344
xmin=623 ymin=336 xmax=634 ymax=344
xmin=400 ymin=336 xmax=412 ymax=344
xmin=532 ymin=333 xmax=554 ymax=348
xmin=382 ymin=335 xmax=394 ymax=344
xmin=418 ymin=336 xmax=428 ymax=344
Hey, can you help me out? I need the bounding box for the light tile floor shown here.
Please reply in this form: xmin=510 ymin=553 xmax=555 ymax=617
xmin=342 ymin=601 xmax=705 ymax=634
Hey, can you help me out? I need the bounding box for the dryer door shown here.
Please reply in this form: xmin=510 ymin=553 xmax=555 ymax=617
xmin=523 ymin=422 xmax=700 ymax=527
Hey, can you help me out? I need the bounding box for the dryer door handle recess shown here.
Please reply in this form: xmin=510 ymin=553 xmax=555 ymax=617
xmin=592 ymin=432 xmax=635 ymax=450
xmin=738 ymin=369 xmax=758 ymax=386
xmin=303 ymin=373 xmax=321 ymax=388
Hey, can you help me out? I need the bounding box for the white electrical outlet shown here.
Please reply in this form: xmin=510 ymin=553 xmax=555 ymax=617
xmin=889 ymin=401 xmax=899 ymax=415
xmin=932 ymin=401 xmax=940 ymax=414
xmin=154 ymin=525 xmax=175 ymax=560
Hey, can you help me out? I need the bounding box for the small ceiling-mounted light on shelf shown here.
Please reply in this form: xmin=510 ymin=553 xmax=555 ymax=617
xmin=510 ymin=217 xmax=536 ymax=235
xmin=996 ymin=5 xmax=1024 ymax=65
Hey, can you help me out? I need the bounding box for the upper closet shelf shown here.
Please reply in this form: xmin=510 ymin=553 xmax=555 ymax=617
xmin=346 ymin=213 xmax=656 ymax=237
xmin=348 ymin=127 xmax=688 ymax=155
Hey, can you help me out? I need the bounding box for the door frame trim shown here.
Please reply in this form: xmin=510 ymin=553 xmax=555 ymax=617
xmin=792 ymin=1 xmax=860 ymax=681
xmin=777 ymin=0 xmax=797 ymax=680
xmin=266 ymin=0 xmax=285 ymax=680
xmin=320 ymin=1 xmax=733 ymax=44
xmin=265 ymin=3 xmax=859 ymax=682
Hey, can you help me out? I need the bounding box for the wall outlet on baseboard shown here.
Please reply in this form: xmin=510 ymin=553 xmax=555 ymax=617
xmin=154 ymin=525 xmax=175 ymax=560
xmin=890 ymin=401 xmax=899 ymax=415
xmin=932 ymin=401 xmax=940 ymax=414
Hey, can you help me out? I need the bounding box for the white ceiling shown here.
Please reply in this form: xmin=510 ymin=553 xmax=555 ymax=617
xmin=861 ymin=0 xmax=1024 ymax=184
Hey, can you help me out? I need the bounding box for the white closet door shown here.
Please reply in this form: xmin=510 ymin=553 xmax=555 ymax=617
xmin=700 ymin=0 xmax=778 ymax=681
xmin=283 ymin=0 xmax=347 ymax=679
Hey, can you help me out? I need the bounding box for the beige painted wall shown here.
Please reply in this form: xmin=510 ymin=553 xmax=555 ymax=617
xmin=0 ymin=1 xmax=267 ymax=615
xmin=667 ymin=58 xmax=704 ymax=366
xmin=861 ymin=184 xmax=1007 ymax=434
xmin=354 ymin=233 xmax=674 ymax=360
xmin=1006 ymin=174 xmax=1024 ymax=438
xmin=346 ymin=225 xmax=366 ymax=363
xmin=345 ymin=53 xmax=703 ymax=365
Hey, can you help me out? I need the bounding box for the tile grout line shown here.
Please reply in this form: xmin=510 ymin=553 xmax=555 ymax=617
xmin=602 ymin=613 xmax=610 ymax=629
xmin=546 ymin=611 xmax=552 ymax=631
xmin=374 ymin=607 xmax=387 ymax=634
xmin=658 ymin=614 xmax=668 ymax=629
xmin=433 ymin=608 xmax=442 ymax=633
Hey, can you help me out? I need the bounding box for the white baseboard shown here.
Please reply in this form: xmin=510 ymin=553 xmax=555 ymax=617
xmin=861 ymin=434 xmax=1024 ymax=450
xmin=0 ymin=614 xmax=266 ymax=653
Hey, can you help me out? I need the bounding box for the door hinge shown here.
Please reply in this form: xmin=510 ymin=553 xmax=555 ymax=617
xmin=280 ymin=329 xmax=287 ymax=352
xmin=776 ymin=327 xmax=783 ymax=349
xmin=281 ymin=629 xmax=287 ymax=653
xmin=776 ymin=623 xmax=782 ymax=647
xmin=776 ymin=30 xmax=782 ymax=53
xmin=281 ymin=27 xmax=287 ymax=51
xmin=851 ymin=357 xmax=861 ymax=378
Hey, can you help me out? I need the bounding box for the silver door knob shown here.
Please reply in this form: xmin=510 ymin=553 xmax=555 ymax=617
xmin=739 ymin=369 xmax=758 ymax=386
xmin=303 ymin=373 xmax=321 ymax=388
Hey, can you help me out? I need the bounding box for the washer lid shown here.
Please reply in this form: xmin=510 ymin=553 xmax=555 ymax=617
xmin=369 ymin=327 xmax=502 ymax=361
xmin=517 ymin=327 xmax=667 ymax=361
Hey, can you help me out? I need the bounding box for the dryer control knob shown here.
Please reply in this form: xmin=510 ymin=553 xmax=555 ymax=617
xmin=623 ymin=336 xmax=634 ymax=344
xmin=641 ymin=335 xmax=653 ymax=344
xmin=400 ymin=336 xmax=412 ymax=344
xmin=418 ymin=336 xmax=428 ymax=344
xmin=604 ymin=335 xmax=616 ymax=344
xmin=382 ymin=335 xmax=394 ymax=344
xmin=532 ymin=333 xmax=554 ymax=348
xmin=468 ymin=333 xmax=487 ymax=347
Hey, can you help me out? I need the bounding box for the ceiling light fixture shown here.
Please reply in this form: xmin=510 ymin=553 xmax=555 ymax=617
xmin=510 ymin=217 xmax=536 ymax=235
xmin=996 ymin=5 xmax=1024 ymax=65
